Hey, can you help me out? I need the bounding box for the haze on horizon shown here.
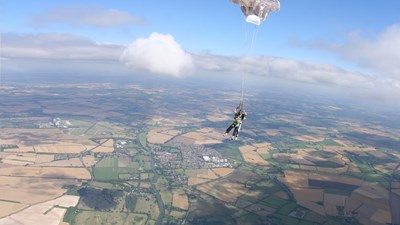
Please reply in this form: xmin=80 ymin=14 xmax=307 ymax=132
xmin=1 ymin=0 xmax=400 ymax=109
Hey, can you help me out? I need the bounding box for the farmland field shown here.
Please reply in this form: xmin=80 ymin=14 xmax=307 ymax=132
xmin=1 ymin=83 xmax=399 ymax=225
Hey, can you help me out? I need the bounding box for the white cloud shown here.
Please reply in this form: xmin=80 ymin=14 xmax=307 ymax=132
xmin=120 ymin=33 xmax=194 ymax=77
xmin=30 ymin=5 xmax=144 ymax=27
xmin=2 ymin=32 xmax=398 ymax=105
xmin=2 ymin=33 xmax=123 ymax=60
xmin=300 ymin=24 xmax=400 ymax=80
xmin=194 ymin=53 xmax=400 ymax=104
xmin=333 ymin=24 xmax=400 ymax=79
xmin=195 ymin=54 xmax=373 ymax=87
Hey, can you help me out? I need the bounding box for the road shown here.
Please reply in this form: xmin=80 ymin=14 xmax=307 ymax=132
xmin=138 ymin=133 xmax=165 ymax=225
xmin=389 ymin=163 xmax=400 ymax=225
xmin=150 ymin=152 xmax=165 ymax=225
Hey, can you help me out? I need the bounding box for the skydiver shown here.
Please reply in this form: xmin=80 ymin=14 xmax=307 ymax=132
xmin=224 ymin=108 xmax=247 ymax=140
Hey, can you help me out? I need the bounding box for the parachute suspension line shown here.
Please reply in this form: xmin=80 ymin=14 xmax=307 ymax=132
xmin=240 ymin=23 xmax=259 ymax=111
xmin=239 ymin=20 xmax=248 ymax=110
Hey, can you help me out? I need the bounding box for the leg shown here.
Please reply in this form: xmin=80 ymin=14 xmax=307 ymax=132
xmin=225 ymin=124 xmax=235 ymax=135
xmin=233 ymin=126 xmax=239 ymax=137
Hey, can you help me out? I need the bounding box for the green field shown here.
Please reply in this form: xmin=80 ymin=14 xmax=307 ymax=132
xmin=138 ymin=132 xmax=147 ymax=148
xmin=93 ymin=167 xmax=119 ymax=181
xmin=73 ymin=210 xmax=133 ymax=225
xmin=160 ymin=189 xmax=173 ymax=208
xmin=211 ymin=143 xmax=242 ymax=161
xmin=261 ymin=195 xmax=289 ymax=209
xmin=96 ymin=156 xmax=118 ymax=167
xmin=63 ymin=207 xmax=79 ymax=224
xmin=277 ymin=202 xmax=297 ymax=215
xmin=125 ymin=213 xmax=148 ymax=225
xmin=134 ymin=196 xmax=159 ymax=219
xmin=93 ymin=155 xmax=142 ymax=181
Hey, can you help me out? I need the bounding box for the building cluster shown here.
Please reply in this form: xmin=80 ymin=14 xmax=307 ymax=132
xmin=202 ymin=155 xmax=231 ymax=168
xmin=148 ymin=142 xmax=234 ymax=186
xmin=38 ymin=121 xmax=54 ymax=129
xmin=53 ymin=117 xmax=72 ymax=128
xmin=154 ymin=151 xmax=180 ymax=167
xmin=288 ymin=207 xmax=309 ymax=219
xmin=115 ymin=140 xmax=128 ymax=150
xmin=0 ymin=144 xmax=19 ymax=151
xmin=152 ymin=143 xmax=233 ymax=170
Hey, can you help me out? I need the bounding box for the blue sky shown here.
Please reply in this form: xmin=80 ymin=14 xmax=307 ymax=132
xmin=1 ymin=0 xmax=400 ymax=105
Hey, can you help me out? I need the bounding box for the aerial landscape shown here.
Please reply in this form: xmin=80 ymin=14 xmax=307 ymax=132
xmin=1 ymin=1 xmax=400 ymax=225
xmin=0 ymin=81 xmax=399 ymax=225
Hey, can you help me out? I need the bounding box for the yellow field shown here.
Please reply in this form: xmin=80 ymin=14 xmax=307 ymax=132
xmin=196 ymin=180 xmax=248 ymax=203
xmin=353 ymin=127 xmax=393 ymax=138
xmin=355 ymin=183 xmax=388 ymax=199
xmin=341 ymin=182 xmax=392 ymax=225
xmin=348 ymin=165 xmax=361 ymax=173
xmin=0 ymin=195 xmax=79 ymax=225
xmin=32 ymin=158 xmax=83 ymax=167
xmin=148 ymin=133 xmax=174 ymax=144
xmin=239 ymin=145 xmax=269 ymax=166
xmin=82 ymin=155 xmax=96 ymax=167
xmin=3 ymin=153 xmax=36 ymax=162
xmin=139 ymin=182 xmax=151 ymax=188
xmin=279 ymin=170 xmax=309 ymax=188
xmin=0 ymin=176 xmax=81 ymax=205
xmin=0 ymin=166 xmax=91 ymax=179
xmin=5 ymin=146 xmax=35 ymax=153
xmin=0 ymin=128 xmax=64 ymax=145
xmin=211 ymin=168 xmax=234 ymax=177
xmin=297 ymin=201 xmax=326 ymax=216
xmin=172 ymin=189 xmax=189 ymax=210
xmin=336 ymin=176 xmax=364 ymax=186
xmin=264 ymin=129 xmax=280 ymax=136
xmin=34 ymin=143 xmax=86 ymax=154
xmin=324 ymin=194 xmax=346 ymax=207
xmin=370 ymin=209 xmax=391 ymax=224
xmin=196 ymin=169 xmax=218 ymax=180
xmin=0 ymin=201 xmax=28 ymax=217
xmin=181 ymin=128 xmax=223 ymax=145
xmin=188 ymin=177 xmax=210 ymax=186
xmin=170 ymin=210 xmax=186 ymax=218
xmin=90 ymin=146 xmax=114 ymax=153
xmin=90 ymin=139 xmax=114 ymax=153
xmin=324 ymin=204 xmax=338 ymax=216
xmin=186 ymin=169 xmax=220 ymax=186
xmin=207 ymin=114 xmax=231 ymax=122
xmin=293 ymin=135 xmax=325 ymax=142
xmin=151 ymin=116 xmax=185 ymax=127
xmin=147 ymin=129 xmax=180 ymax=144
xmin=291 ymin=188 xmax=324 ymax=202
xmin=35 ymin=154 xmax=55 ymax=163
xmin=1 ymin=159 xmax=34 ymax=166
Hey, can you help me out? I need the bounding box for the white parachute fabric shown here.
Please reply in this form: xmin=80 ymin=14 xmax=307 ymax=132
xmin=232 ymin=0 xmax=280 ymax=25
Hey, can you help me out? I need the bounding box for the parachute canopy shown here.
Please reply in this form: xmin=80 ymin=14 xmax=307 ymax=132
xmin=231 ymin=0 xmax=280 ymax=25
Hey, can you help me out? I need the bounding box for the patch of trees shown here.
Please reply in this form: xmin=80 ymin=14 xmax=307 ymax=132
xmin=125 ymin=194 xmax=137 ymax=211
xmin=78 ymin=187 xmax=122 ymax=210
